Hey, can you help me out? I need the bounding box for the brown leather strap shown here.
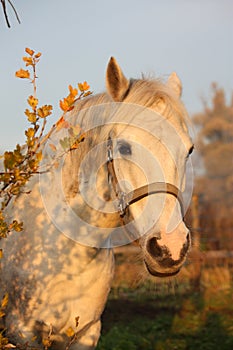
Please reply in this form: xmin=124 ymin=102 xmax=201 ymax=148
xmin=125 ymin=182 xmax=184 ymax=217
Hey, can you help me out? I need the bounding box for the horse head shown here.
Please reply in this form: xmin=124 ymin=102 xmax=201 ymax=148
xmin=105 ymin=57 xmax=194 ymax=277
xmin=41 ymin=57 xmax=193 ymax=277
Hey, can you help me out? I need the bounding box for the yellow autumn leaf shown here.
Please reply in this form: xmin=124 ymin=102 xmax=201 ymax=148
xmin=11 ymin=220 xmax=23 ymax=232
xmin=27 ymin=95 xmax=38 ymax=109
xmin=37 ymin=105 xmax=53 ymax=118
xmin=26 ymin=128 xmax=35 ymax=138
xmin=78 ymin=83 xmax=84 ymax=92
xmin=69 ymin=85 xmax=78 ymax=98
xmin=23 ymin=56 xmax=33 ymax=67
xmin=24 ymin=109 xmax=37 ymax=123
xmin=84 ymin=91 xmax=92 ymax=97
xmin=83 ymin=81 xmax=90 ymax=91
xmin=15 ymin=69 xmax=30 ymax=79
xmin=59 ymin=98 xmax=74 ymax=112
xmin=78 ymin=81 xmax=90 ymax=92
xmin=59 ymin=84 xmax=81 ymax=112
xmin=56 ymin=116 xmax=70 ymax=130
xmin=65 ymin=327 xmax=75 ymax=338
xmin=42 ymin=338 xmax=52 ymax=348
xmin=25 ymin=128 xmax=35 ymax=139
xmin=36 ymin=151 xmax=43 ymax=162
xmin=31 ymin=335 xmax=38 ymax=342
xmin=25 ymin=47 xmax=35 ymax=56
xmin=1 ymin=293 xmax=8 ymax=309
xmin=35 ymin=52 xmax=42 ymax=59
xmin=70 ymin=124 xmax=81 ymax=136
xmin=70 ymin=142 xmax=79 ymax=150
xmin=59 ymin=99 xmax=69 ymax=112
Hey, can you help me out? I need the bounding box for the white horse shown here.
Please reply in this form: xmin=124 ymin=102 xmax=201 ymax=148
xmin=0 ymin=57 xmax=193 ymax=349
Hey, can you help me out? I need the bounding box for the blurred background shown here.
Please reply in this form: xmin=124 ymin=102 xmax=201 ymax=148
xmin=0 ymin=1 xmax=233 ymax=349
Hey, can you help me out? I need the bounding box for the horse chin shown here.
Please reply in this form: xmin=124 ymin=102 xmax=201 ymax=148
xmin=144 ymin=261 xmax=180 ymax=278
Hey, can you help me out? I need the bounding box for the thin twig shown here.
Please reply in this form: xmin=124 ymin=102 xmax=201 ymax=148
xmin=33 ymin=118 xmax=47 ymax=154
xmin=1 ymin=0 xmax=10 ymax=27
xmin=32 ymin=62 xmax=37 ymax=99
xmin=65 ymin=333 xmax=78 ymax=350
xmin=8 ymin=0 xmax=20 ymax=23
xmin=1 ymin=0 xmax=20 ymax=28
xmin=0 ymin=171 xmax=48 ymax=176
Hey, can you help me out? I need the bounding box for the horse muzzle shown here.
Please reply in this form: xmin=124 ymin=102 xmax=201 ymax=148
xmin=141 ymin=230 xmax=191 ymax=278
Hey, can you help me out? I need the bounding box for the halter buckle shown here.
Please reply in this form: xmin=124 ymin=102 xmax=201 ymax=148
xmin=118 ymin=191 xmax=128 ymax=216
xmin=107 ymin=137 xmax=113 ymax=162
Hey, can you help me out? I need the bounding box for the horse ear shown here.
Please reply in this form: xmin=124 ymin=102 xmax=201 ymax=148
xmin=167 ymin=72 xmax=182 ymax=98
xmin=106 ymin=57 xmax=130 ymax=101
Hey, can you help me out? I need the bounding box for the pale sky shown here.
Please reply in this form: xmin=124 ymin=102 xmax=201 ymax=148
xmin=0 ymin=0 xmax=232 ymax=150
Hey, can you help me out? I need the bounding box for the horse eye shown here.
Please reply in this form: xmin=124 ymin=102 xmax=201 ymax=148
xmin=118 ymin=142 xmax=132 ymax=156
xmin=188 ymin=145 xmax=194 ymax=156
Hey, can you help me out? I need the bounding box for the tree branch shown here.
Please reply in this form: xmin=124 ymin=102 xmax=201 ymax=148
xmin=1 ymin=0 xmax=20 ymax=28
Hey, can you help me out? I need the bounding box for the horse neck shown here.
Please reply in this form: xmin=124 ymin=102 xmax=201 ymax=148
xmin=6 ymin=173 xmax=112 ymax=265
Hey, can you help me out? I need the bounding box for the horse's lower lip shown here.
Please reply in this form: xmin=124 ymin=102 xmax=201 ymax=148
xmin=145 ymin=261 xmax=180 ymax=278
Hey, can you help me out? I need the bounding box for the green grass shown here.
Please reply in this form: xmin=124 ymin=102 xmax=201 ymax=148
xmin=97 ymin=289 xmax=233 ymax=350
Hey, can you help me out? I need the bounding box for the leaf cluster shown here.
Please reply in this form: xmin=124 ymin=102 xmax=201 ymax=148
xmin=59 ymin=123 xmax=85 ymax=151
xmin=56 ymin=83 xmax=91 ymax=152
xmin=0 ymin=48 xmax=52 ymax=239
xmin=59 ymin=82 xmax=91 ymax=112
xmin=0 ymin=48 xmax=92 ymax=242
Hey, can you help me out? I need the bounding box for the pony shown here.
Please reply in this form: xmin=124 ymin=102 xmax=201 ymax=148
xmin=0 ymin=57 xmax=194 ymax=349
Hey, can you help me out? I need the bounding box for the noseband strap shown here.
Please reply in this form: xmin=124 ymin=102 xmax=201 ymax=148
xmin=123 ymin=182 xmax=184 ymax=215
xmin=107 ymin=137 xmax=184 ymax=217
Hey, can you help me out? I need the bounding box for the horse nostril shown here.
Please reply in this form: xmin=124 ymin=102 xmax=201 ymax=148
xmin=147 ymin=237 xmax=163 ymax=258
xmin=186 ymin=232 xmax=191 ymax=248
xmin=179 ymin=233 xmax=191 ymax=260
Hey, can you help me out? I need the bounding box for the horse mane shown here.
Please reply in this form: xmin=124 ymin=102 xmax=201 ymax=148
xmin=69 ymin=76 xmax=189 ymax=128
xmin=124 ymin=78 xmax=189 ymax=123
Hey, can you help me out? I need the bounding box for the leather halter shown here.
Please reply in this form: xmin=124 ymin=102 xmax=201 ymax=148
xmin=107 ymin=137 xmax=184 ymax=217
